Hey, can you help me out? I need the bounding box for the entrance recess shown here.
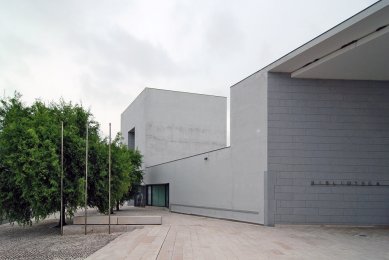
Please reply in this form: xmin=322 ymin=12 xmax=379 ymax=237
xmin=146 ymin=184 xmax=169 ymax=208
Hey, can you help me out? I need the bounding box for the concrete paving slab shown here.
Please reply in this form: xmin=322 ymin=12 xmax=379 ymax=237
xmin=86 ymin=226 xmax=170 ymax=260
xmin=87 ymin=206 xmax=389 ymax=260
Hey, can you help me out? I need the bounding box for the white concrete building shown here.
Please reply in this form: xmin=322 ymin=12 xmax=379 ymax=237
xmin=122 ymin=1 xmax=389 ymax=225
xmin=121 ymin=88 xmax=227 ymax=168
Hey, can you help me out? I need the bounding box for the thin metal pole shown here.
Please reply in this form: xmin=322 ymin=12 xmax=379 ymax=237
xmin=108 ymin=123 xmax=111 ymax=234
xmin=61 ymin=121 xmax=64 ymax=236
xmin=85 ymin=123 xmax=88 ymax=235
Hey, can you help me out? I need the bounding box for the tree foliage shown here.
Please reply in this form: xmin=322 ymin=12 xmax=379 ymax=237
xmin=0 ymin=93 xmax=142 ymax=225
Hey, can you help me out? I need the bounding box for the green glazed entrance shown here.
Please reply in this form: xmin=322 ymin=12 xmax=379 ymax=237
xmin=146 ymin=184 xmax=169 ymax=208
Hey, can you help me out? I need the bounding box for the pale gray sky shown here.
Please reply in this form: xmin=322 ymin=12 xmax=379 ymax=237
xmin=0 ymin=0 xmax=378 ymax=136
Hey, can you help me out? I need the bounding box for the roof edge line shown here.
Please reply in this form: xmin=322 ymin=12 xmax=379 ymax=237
xmin=230 ymin=0 xmax=386 ymax=89
xmin=145 ymin=146 xmax=231 ymax=168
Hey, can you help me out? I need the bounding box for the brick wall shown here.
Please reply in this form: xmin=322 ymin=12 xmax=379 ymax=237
xmin=267 ymin=72 xmax=389 ymax=225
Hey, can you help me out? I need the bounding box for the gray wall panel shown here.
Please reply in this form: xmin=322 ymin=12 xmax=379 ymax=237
xmin=268 ymin=72 xmax=389 ymax=225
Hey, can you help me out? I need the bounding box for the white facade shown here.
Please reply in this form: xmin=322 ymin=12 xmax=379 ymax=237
xmin=121 ymin=88 xmax=227 ymax=168
xmin=145 ymin=71 xmax=268 ymax=224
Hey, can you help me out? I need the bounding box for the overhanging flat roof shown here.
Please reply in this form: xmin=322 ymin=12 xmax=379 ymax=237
xmin=290 ymin=24 xmax=389 ymax=80
xmin=233 ymin=0 xmax=389 ymax=85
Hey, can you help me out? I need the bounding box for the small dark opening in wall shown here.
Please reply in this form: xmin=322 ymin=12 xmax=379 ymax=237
xmin=376 ymin=25 xmax=387 ymax=32
xmin=341 ymin=39 xmax=357 ymax=49
xmin=128 ymin=127 xmax=135 ymax=150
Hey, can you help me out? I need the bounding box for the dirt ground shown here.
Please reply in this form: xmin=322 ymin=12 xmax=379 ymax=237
xmin=0 ymin=219 xmax=121 ymax=260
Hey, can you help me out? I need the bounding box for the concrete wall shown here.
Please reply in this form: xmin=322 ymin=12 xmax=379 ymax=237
xmin=145 ymin=147 xmax=263 ymax=223
xmin=230 ymin=71 xmax=268 ymax=224
xmin=121 ymin=90 xmax=147 ymax=166
xmin=144 ymin=72 xmax=268 ymax=224
xmin=267 ymin=72 xmax=389 ymax=225
xmin=144 ymin=89 xmax=227 ymax=166
xmin=121 ymin=88 xmax=227 ymax=167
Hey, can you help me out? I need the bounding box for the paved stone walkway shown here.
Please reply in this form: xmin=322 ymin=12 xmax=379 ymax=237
xmin=0 ymin=219 xmax=121 ymax=260
xmin=87 ymin=207 xmax=389 ymax=260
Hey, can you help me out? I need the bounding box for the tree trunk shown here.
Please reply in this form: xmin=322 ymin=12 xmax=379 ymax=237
xmin=61 ymin=205 xmax=66 ymax=226
xmin=116 ymin=201 xmax=120 ymax=211
xmin=56 ymin=203 xmax=67 ymax=227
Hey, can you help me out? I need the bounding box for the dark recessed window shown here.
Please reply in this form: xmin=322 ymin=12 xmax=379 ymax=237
xmin=128 ymin=127 xmax=135 ymax=149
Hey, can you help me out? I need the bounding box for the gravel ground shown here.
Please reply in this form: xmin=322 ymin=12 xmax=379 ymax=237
xmin=0 ymin=219 xmax=122 ymax=260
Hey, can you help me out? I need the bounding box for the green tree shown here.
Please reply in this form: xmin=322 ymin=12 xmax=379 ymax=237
xmin=16 ymin=101 xmax=61 ymax=223
xmin=112 ymin=134 xmax=142 ymax=212
xmin=0 ymin=93 xmax=143 ymax=225
xmin=86 ymin=137 xmax=109 ymax=213
xmin=0 ymin=95 xmax=91 ymax=225
xmin=0 ymin=94 xmax=35 ymax=225
xmin=52 ymin=101 xmax=94 ymax=225
xmin=122 ymin=147 xmax=143 ymax=208
xmin=87 ymin=133 xmax=143 ymax=213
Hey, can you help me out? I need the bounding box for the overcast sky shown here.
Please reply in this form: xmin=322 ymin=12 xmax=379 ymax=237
xmin=0 ymin=0 xmax=378 ymax=137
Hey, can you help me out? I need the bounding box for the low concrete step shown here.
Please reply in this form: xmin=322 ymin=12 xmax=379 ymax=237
xmin=73 ymin=215 xmax=162 ymax=225
xmin=63 ymin=224 xmax=143 ymax=235
xmin=73 ymin=216 xmax=117 ymax=225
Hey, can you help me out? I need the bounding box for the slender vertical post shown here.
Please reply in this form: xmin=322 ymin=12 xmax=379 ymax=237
xmin=85 ymin=123 xmax=88 ymax=235
xmin=60 ymin=121 xmax=64 ymax=236
xmin=108 ymin=123 xmax=111 ymax=234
